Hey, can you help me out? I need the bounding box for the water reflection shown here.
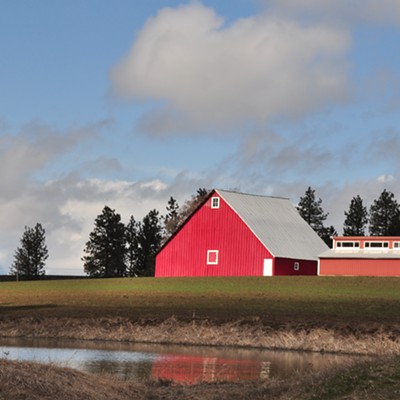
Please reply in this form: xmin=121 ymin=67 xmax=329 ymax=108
xmin=0 ymin=338 xmax=360 ymax=384
xmin=152 ymin=355 xmax=268 ymax=384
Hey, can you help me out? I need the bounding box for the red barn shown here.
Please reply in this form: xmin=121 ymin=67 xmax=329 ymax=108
xmin=319 ymin=236 xmax=400 ymax=276
xmin=155 ymin=189 xmax=328 ymax=277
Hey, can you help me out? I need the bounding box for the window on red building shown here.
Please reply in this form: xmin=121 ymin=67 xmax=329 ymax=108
xmin=207 ymin=250 xmax=219 ymax=265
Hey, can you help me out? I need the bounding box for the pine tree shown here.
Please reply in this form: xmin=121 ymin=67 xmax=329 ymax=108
xmin=82 ymin=206 xmax=127 ymax=277
xmin=125 ymin=215 xmax=139 ymax=277
xmin=163 ymin=196 xmax=180 ymax=238
xmin=297 ymin=187 xmax=329 ymax=239
xmin=369 ymin=189 xmax=400 ymax=236
xmin=343 ymin=195 xmax=369 ymax=236
xmin=136 ymin=209 xmax=163 ymax=277
xmin=10 ymin=223 xmax=48 ymax=280
xmin=320 ymin=225 xmax=338 ymax=248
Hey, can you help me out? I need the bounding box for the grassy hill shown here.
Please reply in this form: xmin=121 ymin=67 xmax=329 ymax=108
xmin=1 ymin=276 xmax=400 ymax=326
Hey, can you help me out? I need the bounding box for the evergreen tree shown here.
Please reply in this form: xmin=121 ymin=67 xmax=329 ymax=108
xmin=136 ymin=209 xmax=163 ymax=277
xmin=320 ymin=225 xmax=337 ymax=248
xmin=125 ymin=215 xmax=139 ymax=277
xmin=82 ymin=206 xmax=127 ymax=277
xmin=297 ymin=187 xmax=328 ymax=239
xmin=343 ymin=195 xmax=369 ymax=236
xmin=163 ymin=196 xmax=180 ymax=238
xmin=179 ymin=188 xmax=210 ymax=222
xmin=10 ymin=223 xmax=48 ymax=280
xmin=369 ymin=189 xmax=400 ymax=236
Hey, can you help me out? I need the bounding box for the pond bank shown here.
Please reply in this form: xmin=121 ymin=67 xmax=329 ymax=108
xmin=2 ymin=355 xmax=400 ymax=400
xmin=1 ymin=315 xmax=400 ymax=355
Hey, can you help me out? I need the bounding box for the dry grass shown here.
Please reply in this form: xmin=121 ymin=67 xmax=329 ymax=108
xmin=1 ymin=315 xmax=400 ymax=355
xmin=0 ymin=359 xmax=316 ymax=400
xmin=2 ymin=357 xmax=400 ymax=400
xmin=0 ymin=359 xmax=143 ymax=400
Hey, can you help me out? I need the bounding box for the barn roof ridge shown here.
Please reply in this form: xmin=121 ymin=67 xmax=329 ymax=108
xmin=215 ymin=188 xmax=290 ymax=201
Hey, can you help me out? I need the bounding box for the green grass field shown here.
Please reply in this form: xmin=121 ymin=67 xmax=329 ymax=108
xmin=1 ymin=276 xmax=400 ymax=325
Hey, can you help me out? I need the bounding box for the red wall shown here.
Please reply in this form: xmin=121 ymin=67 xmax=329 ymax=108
xmin=319 ymin=259 xmax=400 ymax=276
xmin=155 ymin=193 xmax=272 ymax=277
xmin=275 ymin=258 xmax=318 ymax=276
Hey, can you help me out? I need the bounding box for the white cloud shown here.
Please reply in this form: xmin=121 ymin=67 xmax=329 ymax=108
xmin=378 ymin=174 xmax=394 ymax=183
xmin=263 ymin=0 xmax=400 ymax=26
xmin=0 ymin=169 xmax=206 ymax=275
xmin=110 ymin=2 xmax=350 ymax=135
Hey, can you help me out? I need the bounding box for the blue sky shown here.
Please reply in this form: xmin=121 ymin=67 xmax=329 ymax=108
xmin=1 ymin=0 xmax=400 ymax=274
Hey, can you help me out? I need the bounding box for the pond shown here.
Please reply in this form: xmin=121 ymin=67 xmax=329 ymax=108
xmin=0 ymin=338 xmax=360 ymax=384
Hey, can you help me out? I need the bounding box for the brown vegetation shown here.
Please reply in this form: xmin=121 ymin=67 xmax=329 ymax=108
xmin=1 ymin=313 xmax=400 ymax=356
xmin=2 ymin=356 xmax=400 ymax=400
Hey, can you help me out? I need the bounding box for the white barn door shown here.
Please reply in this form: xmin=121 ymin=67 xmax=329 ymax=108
xmin=263 ymin=259 xmax=273 ymax=276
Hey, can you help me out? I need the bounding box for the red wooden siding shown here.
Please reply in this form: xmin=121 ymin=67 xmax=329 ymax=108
xmin=319 ymin=259 xmax=400 ymax=276
xmin=155 ymin=194 xmax=273 ymax=277
xmin=275 ymin=258 xmax=318 ymax=276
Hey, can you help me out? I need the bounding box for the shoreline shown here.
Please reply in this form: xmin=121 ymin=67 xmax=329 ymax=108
xmin=3 ymin=315 xmax=400 ymax=399
xmin=1 ymin=316 xmax=400 ymax=355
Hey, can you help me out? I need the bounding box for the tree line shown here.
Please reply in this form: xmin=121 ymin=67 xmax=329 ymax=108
xmin=9 ymin=187 xmax=400 ymax=279
xmin=9 ymin=189 xmax=208 ymax=279
xmin=297 ymin=187 xmax=400 ymax=246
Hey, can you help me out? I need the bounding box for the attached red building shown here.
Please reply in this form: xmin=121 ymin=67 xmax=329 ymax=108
xmin=318 ymin=236 xmax=400 ymax=276
xmin=155 ymin=189 xmax=328 ymax=277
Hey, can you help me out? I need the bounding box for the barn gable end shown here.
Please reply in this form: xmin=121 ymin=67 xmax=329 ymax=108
xmin=155 ymin=189 xmax=328 ymax=277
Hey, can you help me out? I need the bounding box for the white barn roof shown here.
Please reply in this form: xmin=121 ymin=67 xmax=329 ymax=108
xmin=216 ymin=190 xmax=329 ymax=261
xmin=319 ymin=249 xmax=400 ymax=259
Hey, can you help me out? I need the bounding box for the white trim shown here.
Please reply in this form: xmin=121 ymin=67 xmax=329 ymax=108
xmin=211 ymin=197 xmax=220 ymax=209
xmin=335 ymin=241 xmax=360 ymax=250
xmin=263 ymin=258 xmax=273 ymax=276
xmin=364 ymin=241 xmax=389 ymax=250
xmin=294 ymin=262 xmax=299 ymax=271
xmin=207 ymin=250 xmax=219 ymax=265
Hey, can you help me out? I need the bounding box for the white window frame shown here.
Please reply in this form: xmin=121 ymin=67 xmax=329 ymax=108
xmin=294 ymin=262 xmax=299 ymax=271
xmin=207 ymin=250 xmax=219 ymax=265
xmin=364 ymin=241 xmax=389 ymax=250
xmin=211 ymin=197 xmax=220 ymax=209
xmin=393 ymin=242 xmax=400 ymax=250
xmin=335 ymin=241 xmax=360 ymax=249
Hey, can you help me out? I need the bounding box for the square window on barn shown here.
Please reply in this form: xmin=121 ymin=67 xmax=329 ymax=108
xmin=211 ymin=197 xmax=220 ymax=209
xmin=207 ymin=250 xmax=219 ymax=265
xmin=294 ymin=262 xmax=299 ymax=271
xmin=394 ymin=242 xmax=400 ymax=249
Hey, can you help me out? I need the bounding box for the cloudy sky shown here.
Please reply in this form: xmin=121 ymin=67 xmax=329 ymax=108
xmin=1 ymin=0 xmax=400 ymax=274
